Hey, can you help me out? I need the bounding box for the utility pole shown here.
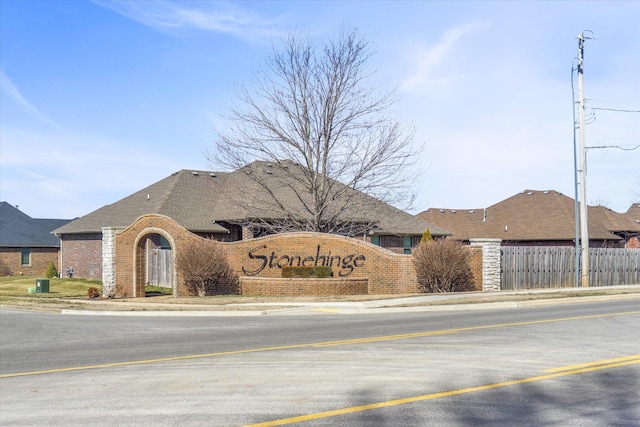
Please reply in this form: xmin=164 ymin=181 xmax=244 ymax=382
xmin=577 ymin=33 xmax=589 ymax=287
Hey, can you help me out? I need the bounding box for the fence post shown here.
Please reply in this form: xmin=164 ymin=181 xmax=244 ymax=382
xmin=470 ymin=238 xmax=502 ymax=291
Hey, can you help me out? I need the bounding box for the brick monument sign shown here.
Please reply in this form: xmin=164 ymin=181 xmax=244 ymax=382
xmin=105 ymin=215 xmax=430 ymax=297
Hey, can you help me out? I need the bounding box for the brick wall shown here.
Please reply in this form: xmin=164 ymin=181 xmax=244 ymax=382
xmin=114 ymin=215 xmax=198 ymax=297
xmin=110 ymin=215 xmax=496 ymax=297
xmin=467 ymin=246 xmax=483 ymax=291
xmin=222 ymin=232 xmax=419 ymax=295
xmin=112 ymin=215 xmax=420 ymax=297
xmin=240 ymin=277 xmax=369 ymax=296
xmin=625 ymin=236 xmax=639 ymax=249
xmin=0 ymin=247 xmax=59 ymax=277
xmin=60 ymin=233 xmax=102 ymax=280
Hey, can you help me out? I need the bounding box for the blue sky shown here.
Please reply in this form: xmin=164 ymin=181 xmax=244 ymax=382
xmin=1 ymin=0 xmax=638 ymax=219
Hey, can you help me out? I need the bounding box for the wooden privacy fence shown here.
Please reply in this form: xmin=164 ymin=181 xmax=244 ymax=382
xmin=501 ymin=247 xmax=640 ymax=290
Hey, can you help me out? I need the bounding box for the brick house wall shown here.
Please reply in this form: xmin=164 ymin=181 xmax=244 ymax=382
xmin=0 ymin=247 xmax=59 ymax=277
xmin=627 ymin=236 xmax=640 ymax=249
xmin=60 ymin=233 xmax=102 ymax=280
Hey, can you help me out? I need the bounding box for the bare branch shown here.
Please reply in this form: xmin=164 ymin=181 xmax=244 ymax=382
xmin=209 ymin=27 xmax=417 ymax=234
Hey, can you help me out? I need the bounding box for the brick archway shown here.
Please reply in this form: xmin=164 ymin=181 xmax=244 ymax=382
xmin=133 ymin=228 xmax=177 ymax=298
xmin=114 ymin=215 xmax=200 ymax=298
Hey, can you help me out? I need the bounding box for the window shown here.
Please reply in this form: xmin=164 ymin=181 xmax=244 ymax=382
xmin=371 ymin=235 xmax=381 ymax=246
xmin=21 ymin=248 xmax=31 ymax=266
xmin=159 ymin=236 xmax=171 ymax=250
xmin=403 ymin=236 xmax=413 ymax=254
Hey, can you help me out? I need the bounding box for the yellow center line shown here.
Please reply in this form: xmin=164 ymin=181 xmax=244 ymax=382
xmin=312 ymin=330 xmax=455 ymax=347
xmin=544 ymin=354 xmax=640 ymax=372
xmin=0 ymin=343 xmax=317 ymax=379
xmin=1 ymin=310 xmax=638 ymax=379
xmin=244 ymin=356 xmax=640 ymax=427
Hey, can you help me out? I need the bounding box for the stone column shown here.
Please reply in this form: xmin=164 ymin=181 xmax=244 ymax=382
xmin=469 ymin=238 xmax=502 ymax=291
xmin=101 ymin=227 xmax=118 ymax=298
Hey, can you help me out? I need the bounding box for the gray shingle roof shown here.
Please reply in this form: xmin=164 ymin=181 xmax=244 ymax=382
xmin=52 ymin=171 xmax=230 ymax=234
xmin=0 ymin=202 xmax=71 ymax=247
xmin=54 ymin=161 xmax=448 ymax=237
xmin=416 ymin=190 xmax=624 ymax=242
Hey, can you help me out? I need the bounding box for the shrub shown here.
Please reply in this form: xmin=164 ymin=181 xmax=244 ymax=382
xmin=412 ymin=239 xmax=475 ymax=293
xmin=87 ymin=287 xmax=100 ymax=299
xmin=282 ymin=266 xmax=334 ymax=278
xmin=0 ymin=259 xmax=11 ymax=276
xmin=177 ymin=239 xmax=239 ymax=296
xmin=45 ymin=261 xmax=59 ymax=279
xmin=420 ymin=228 xmax=433 ymax=244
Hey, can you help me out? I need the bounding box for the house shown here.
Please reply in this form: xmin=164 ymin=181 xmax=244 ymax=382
xmin=54 ymin=161 xmax=449 ymax=280
xmin=0 ymin=202 xmax=71 ymax=276
xmin=416 ymin=190 xmax=640 ymax=248
xmin=589 ymin=205 xmax=640 ymax=248
xmin=622 ymin=203 xmax=640 ymax=248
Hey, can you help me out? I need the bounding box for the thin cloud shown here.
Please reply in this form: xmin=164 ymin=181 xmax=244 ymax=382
xmin=0 ymin=67 xmax=63 ymax=130
xmin=401 ymin=23 xmax=488 ymax=92
xmin=92 ymin=0 xmax=279 ymax=42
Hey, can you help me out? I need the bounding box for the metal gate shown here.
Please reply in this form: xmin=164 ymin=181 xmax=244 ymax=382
xmin=148 ymin=248 xmax=172 ymax=287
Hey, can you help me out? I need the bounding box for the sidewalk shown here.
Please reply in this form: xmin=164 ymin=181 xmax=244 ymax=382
xmin=53 ymin=285 xmax=640 ymax=317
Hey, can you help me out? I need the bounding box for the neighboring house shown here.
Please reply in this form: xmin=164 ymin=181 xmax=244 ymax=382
xmin=0 ymin=202 xmax=71 ymax=276
xmin=53 ymin=161 xmax=448 ymax=280
xmin=623 ymin=203 xmax=640 ymax=248
xmin=417 ymin=190 xmax=639 ymax=247
xmin=589 ymin=205 xmax=640 ymax=249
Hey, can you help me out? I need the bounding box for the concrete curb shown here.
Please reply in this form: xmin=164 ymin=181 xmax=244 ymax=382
xmin=3 ymin=285 xmax=638 ymax=317
xmin=51 ymin=292 xmax=640 ymax=317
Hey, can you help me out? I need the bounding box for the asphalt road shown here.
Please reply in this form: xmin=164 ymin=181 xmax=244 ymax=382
xmin=1 ymin=299 xmax=639 ymax=426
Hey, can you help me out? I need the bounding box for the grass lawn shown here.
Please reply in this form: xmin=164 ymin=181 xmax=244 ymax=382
xmin=0 ymin=276 xmax=102 ymax=299
xmin=0 ymin=277 xmax=172 ymax=307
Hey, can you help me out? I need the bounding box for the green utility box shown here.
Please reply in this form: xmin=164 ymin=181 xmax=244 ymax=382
xmin=35 ymin=279 xmax=50 ymax=293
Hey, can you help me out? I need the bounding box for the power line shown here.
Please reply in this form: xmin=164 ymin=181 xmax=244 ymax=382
xmin=592 ymin=107 xmax=640 ymax=113
xmin=587 ymin=144 xmax=640 ymax=151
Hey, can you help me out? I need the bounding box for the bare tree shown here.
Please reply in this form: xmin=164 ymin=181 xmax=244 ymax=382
xmin=209 ymin=27 xmax=416 ymax=234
